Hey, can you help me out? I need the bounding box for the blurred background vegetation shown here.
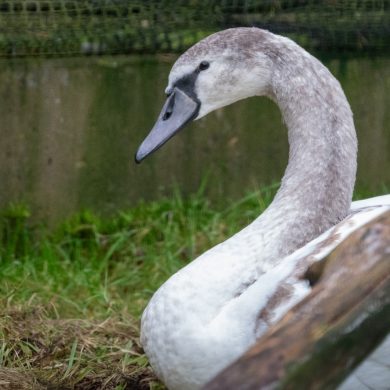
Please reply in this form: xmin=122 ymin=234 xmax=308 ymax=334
xmin=0 ymin=0 xmax=389 ymax=57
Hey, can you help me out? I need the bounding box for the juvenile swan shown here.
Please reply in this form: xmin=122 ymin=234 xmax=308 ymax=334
xmin=135 ymin=28 xmax=390 ymax=390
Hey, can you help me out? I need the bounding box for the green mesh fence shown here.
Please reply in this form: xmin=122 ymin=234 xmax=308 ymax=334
xmin=0 ymin=0 xmax=389 ymax=57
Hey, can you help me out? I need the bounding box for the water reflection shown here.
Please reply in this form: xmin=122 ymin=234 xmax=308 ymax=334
xmin=0 ymin=55 xmax=389 ymax=224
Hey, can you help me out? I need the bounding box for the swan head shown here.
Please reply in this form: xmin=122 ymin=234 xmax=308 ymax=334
xmin=135 ymin=28 xmax=273 ymax=163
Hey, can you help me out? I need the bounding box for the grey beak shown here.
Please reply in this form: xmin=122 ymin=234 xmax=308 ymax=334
xmin=135 ymin=88 xmax=200 ymax=163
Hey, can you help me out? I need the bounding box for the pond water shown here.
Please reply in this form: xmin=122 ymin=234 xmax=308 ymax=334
xmin=0 ymin=54 xmax=389 ymax=224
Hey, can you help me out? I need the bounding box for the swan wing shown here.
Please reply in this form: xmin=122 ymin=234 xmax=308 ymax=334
xmin=257 ymin=199 xmax=390 ymax=389
xmin=257 ymin=196 xmax=390 ymax=328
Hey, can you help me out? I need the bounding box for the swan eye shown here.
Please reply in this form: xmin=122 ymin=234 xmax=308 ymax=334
xmin=198 ymin=61 xmax=210 ymax=71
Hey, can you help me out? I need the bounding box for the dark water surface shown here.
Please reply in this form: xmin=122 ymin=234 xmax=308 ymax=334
xmin=0 ymin=55 xmax=389 ymax=224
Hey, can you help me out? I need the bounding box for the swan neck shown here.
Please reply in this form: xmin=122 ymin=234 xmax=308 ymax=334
xmin=265 ymin=45 xmax=357 ymax=245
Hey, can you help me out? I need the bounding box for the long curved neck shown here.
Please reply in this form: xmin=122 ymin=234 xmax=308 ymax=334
xmin=141 ymin=35 xmax=358 ymax=390
xmin=261 ymin=39 xmax=357 ymax=256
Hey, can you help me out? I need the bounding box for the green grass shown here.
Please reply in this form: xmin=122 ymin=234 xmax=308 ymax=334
xmin=0 ymin=185 xmax=278 ymax=389
xmin=0 ymin=184 xmax=387 ymax=389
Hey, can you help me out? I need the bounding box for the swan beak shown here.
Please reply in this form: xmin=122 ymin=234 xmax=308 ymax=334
xmin=135 ymin=88 xmax=200 ymax=163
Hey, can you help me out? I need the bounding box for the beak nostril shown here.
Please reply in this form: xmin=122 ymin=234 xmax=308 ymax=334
xmin=163 ymin=93 xmax=175 ymax=121
xmin=163 ymin=111 xmax=172 ymax=121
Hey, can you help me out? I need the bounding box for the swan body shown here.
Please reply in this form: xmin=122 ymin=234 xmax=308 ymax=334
xmin=135 ymin=28 xmax=390 ymax=390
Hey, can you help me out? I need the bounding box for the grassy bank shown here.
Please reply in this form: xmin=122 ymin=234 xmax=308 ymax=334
xmin=1 ymin=184 xmax=388 ymax=389
xmin=0 ymin=186 xmax=277 ymax=389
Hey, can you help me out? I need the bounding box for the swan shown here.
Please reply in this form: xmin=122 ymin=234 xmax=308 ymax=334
xmin=135 ymin=28 xmax=390 ymax=390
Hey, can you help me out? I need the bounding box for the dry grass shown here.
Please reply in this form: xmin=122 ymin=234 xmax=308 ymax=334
xmin=0 ymin=305 xmax=161 ymax=389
